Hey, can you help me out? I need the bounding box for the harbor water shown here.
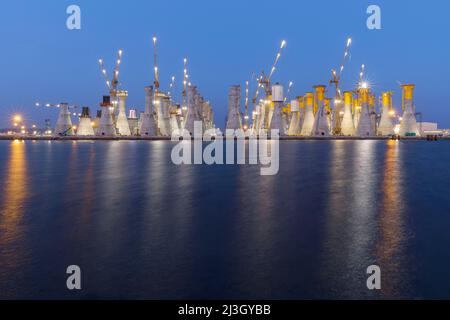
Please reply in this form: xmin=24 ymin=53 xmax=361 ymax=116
xmin=1 ymin=140 xmax=450 ymax=299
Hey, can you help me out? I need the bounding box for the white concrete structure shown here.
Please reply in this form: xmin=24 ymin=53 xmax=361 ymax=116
xmin=98 ymin=96 xmax=116 ymax=136
xmin=399 ymin=84 xmax=420 ymax=137
xmin=77 ymin=107 xmax=95 ymax=136
xmin=115 ymin=90 xmax=131 ymax=136
xmin=300 ymin=92 xmax=315 ymax=136
xmin=226 ymin=85 xmax=243 ymax=131
xmin=377 ymin=92 xmax=395 ymax=136
xmin=288 ymin=99 xmax=301 ymax=136
xmin=183 ymin=86 xmax=197 ymax=135
xmin=54 ymin=103 xmax=74 ymax=136
xmin=312 ymin=86 xmax=330 ymax=136
xmin=155 ymin=94 xmax=172 ymax=136
xmin=356 ymin=88 xmax=375 ymax=136
xmin=139 ymin=86 xmax=157 ymax=136
xmin=269 ymin=83 xmax=287 ymax=136
xmin=340 ymin=92 xmax=355 ymax=136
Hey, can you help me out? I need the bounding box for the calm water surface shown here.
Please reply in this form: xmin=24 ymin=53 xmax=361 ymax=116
xmin=1 ymin=140 xmax=450 ymax=299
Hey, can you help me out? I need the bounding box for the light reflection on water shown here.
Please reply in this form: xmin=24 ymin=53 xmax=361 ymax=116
xmin=1 ymin=140 xmax=450 ymax=299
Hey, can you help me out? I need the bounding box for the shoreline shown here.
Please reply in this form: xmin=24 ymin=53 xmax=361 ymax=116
xmin=0 ymin=135 xmax=447 ymax=141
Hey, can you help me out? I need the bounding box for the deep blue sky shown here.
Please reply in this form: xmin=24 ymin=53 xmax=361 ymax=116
xmin=1 ymin=0 xmax=449 ymax=128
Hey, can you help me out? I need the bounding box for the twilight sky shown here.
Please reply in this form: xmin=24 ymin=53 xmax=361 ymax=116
xmin=1 ymin=0 xmax=449 ymax=128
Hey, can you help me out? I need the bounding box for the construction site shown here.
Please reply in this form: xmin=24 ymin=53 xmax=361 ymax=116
xmin=2 ymin=36 xmax=444 ymax=141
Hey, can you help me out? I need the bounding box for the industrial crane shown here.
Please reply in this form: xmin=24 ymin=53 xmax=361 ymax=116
xmin=284 ymin=81 xmax=294 ymax=103
xmin=329 ymin=37 xmax=352 ymax=134
xmin=182 ymin=57 xmax=189 ymax=112
xmin=98 ymin=49 xmax=123 ymax=93
xmin=152 ymin=36 xmax=160 ymax=92
xmin=98 ymin=49 xmax=123 ymax=113
xmin=329 ymin=37 xmax=352 ymax=101
xmin=251 ymin=39 xmax=287 ymax=105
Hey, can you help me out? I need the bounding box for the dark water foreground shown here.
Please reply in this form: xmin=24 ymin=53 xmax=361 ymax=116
xmin=0 ymin=140 xmax=450 ymax=299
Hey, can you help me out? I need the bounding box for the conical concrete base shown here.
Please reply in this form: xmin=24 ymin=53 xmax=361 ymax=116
xmin=98 ymin=107 xmax=116 ymax=136
xmin=116 ymin=111 xmax=131 ymax=136
xmin=139 ymin=113 xmax=157 ymax=136
xmin=77 ymin=117 xmax=95 ymax=136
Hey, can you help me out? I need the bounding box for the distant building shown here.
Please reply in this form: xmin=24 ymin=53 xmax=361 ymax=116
xmin=417 ymin=122 xmax=440 ymax=135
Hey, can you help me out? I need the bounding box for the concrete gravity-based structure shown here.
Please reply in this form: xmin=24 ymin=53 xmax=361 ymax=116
xmin=226 ymin=85 xmax=243 ymax=131
xmin=183 ymin=85 xmax=198 ymax=135
xmin=340 ymin=91 xmax=355 ymax=136
xmin=98 ymin=96 xmax=116 ymax=136
xmin=269 ymin=83 xmax=287 ymax=136
xmin=139 ymin=86 xmax=157 ymax=136
xmin=312 ymin=85 xmax=330 ymax=136
xmin=115 ymin=90 xmax=131 ymax=136
xmin=377 ymin=92 xmax=395 ymax=136
xmin=55 ymin=103 xmax=74 ymax=136
xmin=355 ymin=87 xmax=375 ymax=136
xmin=300 ymin=92 xmax=315 ymax=136
xmin=288 ymin=98 xmax=302 ymax=136
xmin=399 ymin=84 xmax=420 ymax=137
xmin=77 ymin=107 xmax=95 ymax=136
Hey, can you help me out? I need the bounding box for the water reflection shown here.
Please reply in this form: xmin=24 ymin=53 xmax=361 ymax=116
xmin=0 ymin=141 xmax=29 ymax=281
xmin=377 ymin=140 xmax=409 ymax=298
xmin=321 ymin=141 xmax=379 ymax=298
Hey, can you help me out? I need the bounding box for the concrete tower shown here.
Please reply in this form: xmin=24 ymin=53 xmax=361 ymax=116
xmin=300 ymin=92 xmax=315 ymax=136
xmin=226 ymin=85 xmax=243 ymax=131
xmin=115 ymin=90 xmax=131 ymax=136
xmin=139 ymin=86 xmax=157 ymax=136
xmin=169 ymin=107 xmax=180 ymax=135
xmin=312 ymin=85 xmax=330 ymax=136
xmin=155 ymin=94 xmax=172 ymax=136
xmin=77 ymin=107 xmax=95 ymax=136
xmin=269 ymin=83 xmax=287 ymax=136
xmin=98 ymin=96 xmax=116 ymax=136
xmin=288 ymin=98 xmax=301 ymax=136
xmin=55 ymin=103 xmax=74 ymax=136
xmin=340 ymin=91 xmax=355 ymax=136
xmin=377 ymin=92 xmax=395 ymax=136
xmin=183 ymin=85 xmax=197 ymax=135
xmin=399 ymin=84 xmax=420 ymax=136
xmin=356 ymin=87 xmax=375 ymax=136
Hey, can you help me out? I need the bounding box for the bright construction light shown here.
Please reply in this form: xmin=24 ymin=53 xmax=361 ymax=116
xmin=361 ymin=82 xmax=368 ymax=89
xmin=389 ymin=110 xmax=395 ymax=116
xmin=347 ymin=38 xmax=352 ymax=46
xmin=14 ymin=115 xmax=22 ymax=122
